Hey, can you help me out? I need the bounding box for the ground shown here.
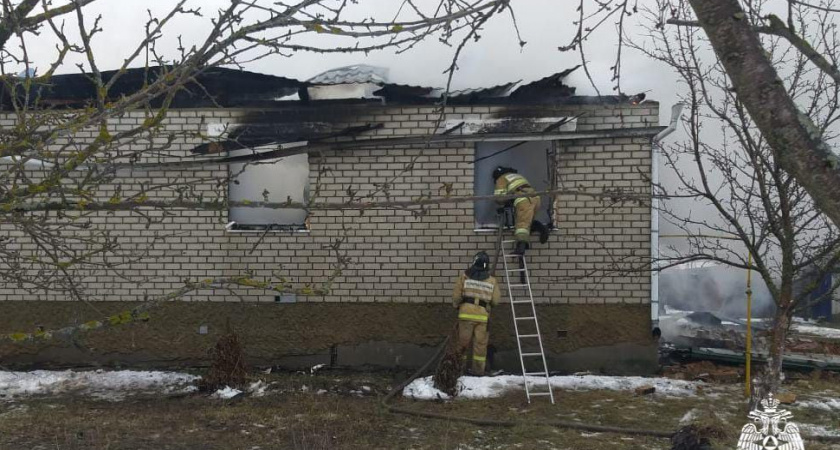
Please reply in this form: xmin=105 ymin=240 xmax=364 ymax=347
xmin=1 ymin=370 xmax=839 ymax=450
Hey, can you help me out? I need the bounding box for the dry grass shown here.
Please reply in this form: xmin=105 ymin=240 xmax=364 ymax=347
xmin=197 ymin=323 xmax=249 ymax=393
xmin=433 ymin=326 xmax=464 ymax=397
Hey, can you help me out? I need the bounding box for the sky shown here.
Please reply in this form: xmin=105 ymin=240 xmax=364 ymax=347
xmin=22 ymin=1 xmax=676 ymax=109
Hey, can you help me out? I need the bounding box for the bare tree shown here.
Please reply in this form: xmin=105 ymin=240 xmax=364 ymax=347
xmin=633 ymin=0 xmax=840 ymax=399
xmin=0 ymin=0 xmax=518 ymax=339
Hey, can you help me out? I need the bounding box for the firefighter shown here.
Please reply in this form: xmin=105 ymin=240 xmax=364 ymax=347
xmin=492 ymin=166 xmax=549 ymax=255
xmin=452 ymin=251 xmax=501 ymax=376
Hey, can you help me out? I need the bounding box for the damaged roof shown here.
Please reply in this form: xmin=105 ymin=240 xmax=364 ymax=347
xmin=371 ymin=66 xmax=583 ymax=104
xmin=307 ymin=64 xmax=390 ymax=85
xmin=0 ymin=64 xmax=649 ymax=110
xmin=0 ymin=66 xmax=305 ymax=110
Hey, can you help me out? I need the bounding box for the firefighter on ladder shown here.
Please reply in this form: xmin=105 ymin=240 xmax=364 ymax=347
xmin=492 ymin=166 xmax=549 ymax=255
xmin=452 ymin=251 xmax=501 ymax=376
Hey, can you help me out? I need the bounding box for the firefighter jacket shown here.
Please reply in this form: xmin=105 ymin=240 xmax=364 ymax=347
xmin=452 ymin=272 xmax=501 ymax=323
xmin=494 ymin=173 xmax=536 ymax=206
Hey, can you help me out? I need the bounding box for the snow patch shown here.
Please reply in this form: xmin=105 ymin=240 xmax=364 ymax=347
xmin=792 ymin=323 xmax=840 ymax=340
xmin=800 ymin=424 xmax=840 ymax=437
xmin=663 ymin=305 xmax=691 ymax=315
xmin=679 ymin=408 xmax=701 ymax=425
xmin=403 ymin=374 xmax=701 ymax=400
xmin=213 ymin=386 xmax=243 ymax=399
xmin=248 ymin=380 xmax=269 ymax=397
xmin=798 ymin=397 xmax=840 ymax=411
xmin=0 ymin=370 xmax=198 ymax=401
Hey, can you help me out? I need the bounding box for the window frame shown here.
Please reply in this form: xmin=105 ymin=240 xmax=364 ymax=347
xmin=472 ymin=140 xmax=558 ymax=232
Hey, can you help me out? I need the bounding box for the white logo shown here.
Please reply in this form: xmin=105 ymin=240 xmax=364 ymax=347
xmin=737 ymin=394 xmax=804 ymax=450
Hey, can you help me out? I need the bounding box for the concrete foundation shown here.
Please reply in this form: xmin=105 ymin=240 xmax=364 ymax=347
xmin=0 ymin=302 xmax=657 ymax=374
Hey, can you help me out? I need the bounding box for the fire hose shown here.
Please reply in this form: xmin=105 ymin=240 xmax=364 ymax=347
xmin=380 ymin=337 xmax=840 ymax=443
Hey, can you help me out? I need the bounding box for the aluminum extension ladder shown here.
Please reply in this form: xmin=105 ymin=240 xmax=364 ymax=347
xmin=500 ymin=239 xmax=555 ymax=404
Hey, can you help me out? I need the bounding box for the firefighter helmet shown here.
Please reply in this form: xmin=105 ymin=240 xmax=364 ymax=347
xmin=471 ymin=251 xmax=490 ymax=271
xmin=492 ymin=166 xmax=516 ymax=181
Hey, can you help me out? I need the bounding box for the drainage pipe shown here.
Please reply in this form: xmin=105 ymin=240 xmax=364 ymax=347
xmin=650 ymin=103 xmax=684 ymax=337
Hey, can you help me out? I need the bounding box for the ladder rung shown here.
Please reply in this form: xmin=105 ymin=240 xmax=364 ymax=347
xmin=521 ymin=352 xmax=542 ymax=357
xmin=529 ymin=392 xmax=553 ymax=396
xmin=525 ymin=371 xmax=547 ymax=376
xmin=503 ymin=254 xmax=524 ymax=258
xmin=511 ymin=300 xmax=532 ymax=304
xmin=507 ymin=268 xmax=526 ymax=272
xmin=507 ymin=284 xmax=528 ymax=288
xmin=518 ymin=334 xmax=540 ymax=338
xmin=515 ymin=316 xmax=536 ymax=321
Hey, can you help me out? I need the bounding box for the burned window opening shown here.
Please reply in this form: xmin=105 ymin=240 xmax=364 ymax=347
xmin=228 ymin=153 xmax=310 ymax=231
xmin=474 ymin=141 xmax=555 ymax=230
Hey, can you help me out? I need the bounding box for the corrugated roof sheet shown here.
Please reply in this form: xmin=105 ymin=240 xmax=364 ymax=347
xmin=447 ymin=81 xmax=520 ymax=99
xmin=307 ymin=64 xmax=389 ymax=85
xmin=509 ymin=66 xmax=580 ymax=99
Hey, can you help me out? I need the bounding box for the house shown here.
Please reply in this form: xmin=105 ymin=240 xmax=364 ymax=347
xmin=794 ymin=267 xmax=840 ymax=322
xmin=0 ymin=65 xmax=663 ymax=374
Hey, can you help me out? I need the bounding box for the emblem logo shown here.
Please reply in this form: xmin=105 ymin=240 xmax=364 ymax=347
xmin=737 ymin=393 xmax=804 ymax=450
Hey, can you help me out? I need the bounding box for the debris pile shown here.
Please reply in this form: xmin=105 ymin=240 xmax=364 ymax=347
xmin=660 ymin=309 xmax=840 ymax=371
xmin=663 ymin=361 xmax=743 ymax=384
xmin=670 ymin=424 xmax=729 ymax=450
xmin=787 ymin=336 xmax=840 ymax=356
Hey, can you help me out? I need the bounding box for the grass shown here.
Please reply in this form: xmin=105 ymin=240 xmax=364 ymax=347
xmin=0 ymin=370 xmax=838 ymax=450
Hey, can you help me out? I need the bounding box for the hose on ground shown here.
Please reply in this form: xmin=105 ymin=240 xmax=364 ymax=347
xmin=380 ymin=337 xmax=840 ymax=444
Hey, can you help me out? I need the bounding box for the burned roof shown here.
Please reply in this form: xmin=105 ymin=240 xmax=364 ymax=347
xmin=508 ymin=66 xmax=579 ymax=100
xmin=0 ymin=66 xmax=306 ymax=110
xmin=370 ymin=67 xmax=582 ymax=104
xmin=0 ymin=64 xmax=648 ymax=110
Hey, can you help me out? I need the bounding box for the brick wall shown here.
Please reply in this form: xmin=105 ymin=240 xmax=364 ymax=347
xmin=0 ymin=102 xmax=657 ymax=306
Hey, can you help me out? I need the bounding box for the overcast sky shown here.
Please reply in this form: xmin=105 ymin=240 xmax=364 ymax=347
xmin=25 ymin=1 xmax=677 ymax=111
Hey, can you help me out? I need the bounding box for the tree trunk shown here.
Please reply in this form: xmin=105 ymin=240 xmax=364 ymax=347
xmin=766 ymin=313 xmax=789 ymax=391
xmin=750 ymin=305 xmax=791 ymax=409
xmin=688 ymin=0 xmax=840 ymax=230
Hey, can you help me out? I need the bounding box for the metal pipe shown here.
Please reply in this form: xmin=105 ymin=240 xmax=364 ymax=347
xmin=650 ymin=103 xmax=684 ymax=335
xmin=746 ymin=252 xmax=753 ymax=397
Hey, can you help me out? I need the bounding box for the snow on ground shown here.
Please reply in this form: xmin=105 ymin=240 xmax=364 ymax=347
xmin=248 ymin=380 xmax=269 ymax=397
xmin=403 ymin=374 xmax=701 ymax=400
xmin=800 ymin=424 xmax=840 ymax=437
xmin=798 ymin=397 xmax=840 ymax=412
xmin=791 ymin=323 xmax=840 ymax=340
xmin=212 ymin=386 xmax=243 ymax=399
xmin=679 ymin=408 xmax=701 ymax=425
xmin=0 ymin=370 xmax=198 ymax=401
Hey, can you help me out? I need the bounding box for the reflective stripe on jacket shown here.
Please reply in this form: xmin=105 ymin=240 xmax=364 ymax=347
xmin=494 ymin=173 xmax=535 ymax=206
xmin=452 ymin=272 xmax=501 ymax=322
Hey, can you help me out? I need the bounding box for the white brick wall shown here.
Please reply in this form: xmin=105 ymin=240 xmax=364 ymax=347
xmin=0 ymin=102 xmax=657 ymax=304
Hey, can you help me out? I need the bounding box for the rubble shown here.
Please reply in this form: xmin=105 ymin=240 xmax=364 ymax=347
xmin=663 ymin=361 xmax=743 ymax=384
xmin=660 ymin=309 xmax=840 ymax=372
xmin=776 ymin=392 xmax=796 ymax=404
xmin=635 ymin=385 xmax=656 ymax=396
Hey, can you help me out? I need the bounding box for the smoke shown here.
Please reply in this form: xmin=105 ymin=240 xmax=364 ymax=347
xmin=660 ymin=264 xmax=775 ymax=319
